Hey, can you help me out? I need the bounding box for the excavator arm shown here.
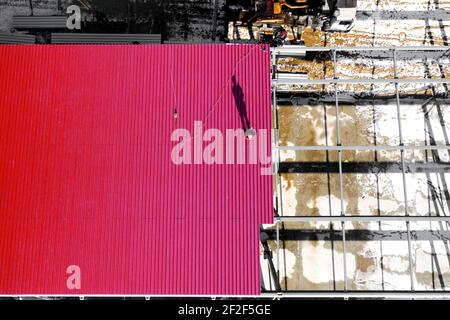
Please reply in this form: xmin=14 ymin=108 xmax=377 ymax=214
xmin=274 ymin=0 xmax=308 ymax=14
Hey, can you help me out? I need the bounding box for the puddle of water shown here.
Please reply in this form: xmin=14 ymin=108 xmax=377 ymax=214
xmin=271 ymin=64 xmax=450 ymax=291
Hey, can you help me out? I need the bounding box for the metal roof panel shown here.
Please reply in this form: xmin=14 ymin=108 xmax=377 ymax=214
xmin=0 ymin=44 xmax=272 ymax=295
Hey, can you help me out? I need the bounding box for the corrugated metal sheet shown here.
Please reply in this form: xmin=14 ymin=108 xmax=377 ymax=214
xmin=51 ymin=33 xmax=162 ymax=44
xmin=0 ymin=33 xmax=35 ymax=44
xmin=12 ymin=16 xmax=67 ymax=29
xmin=163 ymin=40 xmax=218 ymax=44
xmin=0 ymin=44 xmax=273 ymax=295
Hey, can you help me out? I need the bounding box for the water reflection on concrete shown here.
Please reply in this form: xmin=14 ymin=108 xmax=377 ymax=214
xmin=262 ymin=101 xmax=450 ymax=292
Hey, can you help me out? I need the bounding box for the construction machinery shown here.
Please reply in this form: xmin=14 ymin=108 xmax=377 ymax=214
xmin=273 ymin=0 xmax=309 ymax=14
xmin=322 ymin=0 xmax=357 ymax=32
xmin=228 ymin=0 xmax=357 ymax=45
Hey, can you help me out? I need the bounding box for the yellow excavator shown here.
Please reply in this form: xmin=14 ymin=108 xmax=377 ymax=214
xmin=271 ymin=0 xmax=356 ymax=32
xmin=273 ymin=0 xmax=308 ymax=14
xmin=228 ymin=0 xmax=357 ymax=44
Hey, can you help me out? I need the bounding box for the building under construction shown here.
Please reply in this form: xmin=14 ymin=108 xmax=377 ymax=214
xmin=263 ymin=45 xmax=450 ymax=298
xmin=0 ymin=0 xmax=450 ymax=299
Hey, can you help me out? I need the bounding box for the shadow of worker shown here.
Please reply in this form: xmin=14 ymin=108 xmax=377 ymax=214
xmin=231 ymin=75 xmax=252 ymax=131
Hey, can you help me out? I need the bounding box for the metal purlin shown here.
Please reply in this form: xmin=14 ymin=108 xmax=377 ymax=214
xmin=392 ymin=48 xmax=415 ymax=291
xmin=275 ymin=145 xmax=450 ymax=151
xmin=271 ymin=50 xmax=282 ymax=294
xmin=333 ymin=49 xmax=348 ymax=291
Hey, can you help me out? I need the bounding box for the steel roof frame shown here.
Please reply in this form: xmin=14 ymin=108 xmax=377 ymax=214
xmin=273 ymin=216 xmax=450 ymax=222
xmin=268 ymin=46 xmax=450 ymax=295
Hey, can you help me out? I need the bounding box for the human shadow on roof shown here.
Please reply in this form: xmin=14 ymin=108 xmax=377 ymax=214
xmin=231 ymin=75 xmax=251 ymax=131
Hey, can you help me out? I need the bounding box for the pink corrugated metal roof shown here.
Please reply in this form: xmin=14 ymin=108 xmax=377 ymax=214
xmin=0 ymin=44 xmax=272 ymax=295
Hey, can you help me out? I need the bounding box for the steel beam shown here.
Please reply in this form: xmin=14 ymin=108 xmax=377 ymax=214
xmin=272 ymin=45 xmax=450 ymax=53
xmin=278 ymin=161 xmax=450 ymax=174
xmin=273 ymin=77 xmax=450 ymax=85
xmin=263 ymin=229 xmax=450 ymax=242
xmin=273 ymin=215 xmax=450 ymax=222
xmin=261 ymin=291 xmax=450 ymax=298
xmin=392 ymin=48 xmax=415 ymax=291
xmin=356 ymin=10 xmax=450 ymax=21
xmin=275 ymin=145 xmax=450 ymax=151
xmin=3 ymin=292 xmax=450 ymax=298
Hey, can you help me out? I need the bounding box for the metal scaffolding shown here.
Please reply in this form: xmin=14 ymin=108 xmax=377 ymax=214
xmin=263 ymin=46 xmax=450 ymax=297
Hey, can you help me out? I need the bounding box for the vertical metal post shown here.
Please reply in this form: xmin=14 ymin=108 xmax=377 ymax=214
xmin=373 ymin=101 xmax=386 ymax=291
xmin=325 ymin=102 xmax=337 ymax=290
xmin=276 ymin=220 xmax=280 ymax=292
xmin=28 ymin=0 xmax=34 ymax=16
xmin=211 ymin=0 xmax=219 ymax=41
xmin=272 ymin=50 xmax=282 ymax=292
xmin=273 ymin=56 xmax=284 ymax=219
xmin=272 ymin=54 xmax=280 ymax=217
xmin=333 ymin=49 xmax=348 ymax=291
xmin=393 ymin=49 xmax=415 ymax=291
